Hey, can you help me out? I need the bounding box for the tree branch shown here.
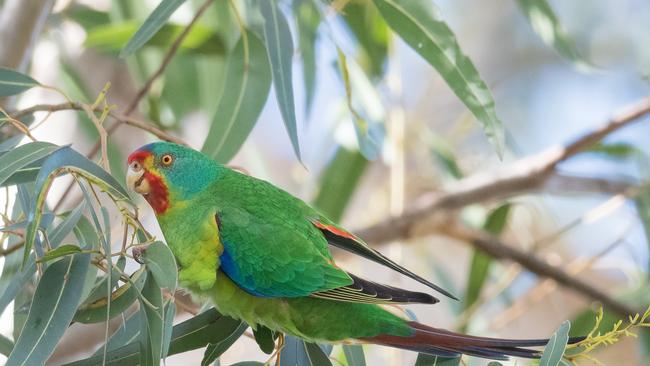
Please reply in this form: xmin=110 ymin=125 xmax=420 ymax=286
xmin=356 ymin=95 xmax=650 ymax=244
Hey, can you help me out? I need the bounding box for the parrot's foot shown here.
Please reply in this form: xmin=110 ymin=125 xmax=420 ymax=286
xmin=268 ymin=333 xmax=285 ymax=366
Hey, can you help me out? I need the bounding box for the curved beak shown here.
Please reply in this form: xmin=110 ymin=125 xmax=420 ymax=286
xmin=126 ymin=161 xmax=151 ymax=195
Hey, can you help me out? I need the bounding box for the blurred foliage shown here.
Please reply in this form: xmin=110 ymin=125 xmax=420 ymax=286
xmin=0 ymin=0 xmax=648 ymax=365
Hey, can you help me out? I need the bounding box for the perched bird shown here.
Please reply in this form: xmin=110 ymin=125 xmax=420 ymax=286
xmin=126 ymin=142 xmax=580 ymax=360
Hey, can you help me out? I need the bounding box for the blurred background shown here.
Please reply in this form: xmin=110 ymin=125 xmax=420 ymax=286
xmin=1 ymin=0 xmax=650 ymax=365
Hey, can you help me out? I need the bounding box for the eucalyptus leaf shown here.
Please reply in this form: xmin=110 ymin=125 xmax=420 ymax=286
xmin=91 ymin=311 xmax=142 ymax=357
xmin=414 ymin=354 xmax=461 ymax=366
xmin=0 ymin=333 xmax=14 ymax=357
xmin=374 ymin=0 xmax=504 ymax=157
xmin=201 ymin=322 xmax=248 ymax=366
xmin=0 ymin=68 xmax=40 ymax=97
xmin=295 ymin=0 xmax=320 ymax=116
xmin=253 ymin=325 xmax=275 ymax=354
xmin=6 ymin=254 xmax=90 ymax=366
xmin=37 ymin=244 xmax=83 ymax=263
xmin=539 ymin=321 xmax=571 ymax=366
xmin=121 ymin=0 xmax=186 ymax=56
xmin=48 ymin=203 xmax=86 ymax=248
xmin=516 ymin=0 xmax=589 ymax=69
xmin=139 ymin=274 xmax=164 ymax=366
xmin=141 ymin=241 xmax=177 ymax=290
xmin=260 ymin=0 xmax=302 ymax=162
xmin=162 ymin=300 xmax=176 ymax=358
xmin=0 ymin=142 xmax=60 ymax=187
xmin=342 ymin=344 xmax=365 ymax=366
xmin=201 ymin=31 xmax=272 ymax=163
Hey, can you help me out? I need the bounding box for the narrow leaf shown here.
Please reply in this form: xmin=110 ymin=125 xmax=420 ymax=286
xmin=260 ymin=0 xmax=302 ymax=161
xmin=0 ymin=142 xmax=60 ymax=187
xmin=0 ymin=68 xmax=40 ymax=97
xmin=295 ymin=0 xmax=320 ymax=116
xmin=342 ymin=345 xmax=365 ymax=366
xmin=0 ymin=333 xmax=14 ymax=357
xmin=540 ymin=321 xmax=571 ymax=366
xmin=139 ymin=274 xmax=164 ymax=366
xmin=253 ymin=325 xmax=275 ymax=354
xmin=7 ymin=254 xmax=90 ymax=366
xmin=516 ymin=0 xmax=589 ymax=69
xmin=201 ymin=31 xmax=272 ymax=163
xmin=304 ymin=342 xmax=332 ymax=366
xmin=201 ymin=322 xmax=248 ymax=365
xmin=374 ymin=0 xmax=504 ymax=157
xmin=91 ymin=311 xmax=142 ymax=357
xmin=121 ymin=0 xmax=186 ymax=56
xmin=48 ymin=203 xmax=86 ymax=248
xmin=162 ymin=301 xmax=176 ymax=358
xmin=37 ymin=244 xmax=83 ymax=263
xmin=415 ymin=354 xmax=460 ymax=366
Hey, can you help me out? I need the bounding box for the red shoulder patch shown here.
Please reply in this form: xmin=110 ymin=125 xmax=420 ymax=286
xmin=311 ymin=220 xmax=359 ymax=241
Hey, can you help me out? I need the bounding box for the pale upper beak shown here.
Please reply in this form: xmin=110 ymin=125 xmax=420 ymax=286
xmin=126 ymin=161 xmax=151 ymax=195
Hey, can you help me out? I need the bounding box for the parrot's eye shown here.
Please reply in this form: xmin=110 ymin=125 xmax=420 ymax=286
xmin=161 ymin=154 xmax=174 ymax=167
xmin=129 ymin=161 xmax=142 ymax=172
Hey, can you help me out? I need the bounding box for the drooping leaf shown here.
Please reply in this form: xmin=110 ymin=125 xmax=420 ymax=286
xmin=139 ymin=274 xmax=164 ymax=366
xmin=463 ymin=203 xmax=511 ymax=313
xmin=48 ymin=203 xmax=87 ymax=248
xmin=260 ymin=0 xmax=302 ymax=162
xmin=121 ymin=0 xmax=186 ymax=56
xmin=540 ymin=321 xmax=571 ymax=366
xmin=73 ymin=267 xmax=147 ymax=324
xmin=279 ymin=336 xmax=309 ymax=366
xmin=253 ymin=325 xmax=275 ymax=354
xmin=23 ymin=146 xmax=130 ymax=266
xmin=516 ymin=0 xmax=589 ymax=69
xmin=162 ymin=300 xmax=176 ymax=359
xmin=294 ymin=0 xmax=320 ymax=116
xmin=201 ymin=31 xmax=272 ymax=163
xmin=6 ymin=254 xmax=90 ymax=366
xmin=201 ymin=322 xmax=248 ymax=365
xmin=341 ymin=0 xmax=389 ymax=78
xmin=312 ymin=147 xmax=368 ymax=222
xmin=304 ymin=342 xmax=332 ymax=366
xmin=0 ymin=142 xmax=60 ymax=187
xmin=86 ymin=21 xmax=225 ymax=55
xmin=0 ymin=68 xmax=40 ymax=97
xmin=373 ymin=0 xmax=504 ymax=157
xmin=0 ymin=258 xmax=35 ymax=316
xmin=342 ymin=344 xmax=365 ymax=366
xmin=37 ymin=244 xmax=83 ymax=263
xmin=141 ymin=241 xmax=178 ymax=290
xmin=91 ymin=311 xmax=142 ymax=357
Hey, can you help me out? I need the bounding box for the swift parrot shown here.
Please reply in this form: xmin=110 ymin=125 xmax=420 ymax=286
xmin=126 ymin=141 xmax=580 ymax=360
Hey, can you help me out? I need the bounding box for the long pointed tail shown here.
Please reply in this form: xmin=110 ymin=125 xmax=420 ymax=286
xmin=362 ymin=321 xmax=584 ymax=361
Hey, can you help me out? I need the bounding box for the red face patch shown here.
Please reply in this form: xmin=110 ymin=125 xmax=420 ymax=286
xmin=128 ymin=149 xmax=170 ymax=215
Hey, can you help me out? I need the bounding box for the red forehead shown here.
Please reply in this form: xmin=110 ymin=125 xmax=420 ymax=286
xmin=127 ymin=150 xmax=152 ymax=164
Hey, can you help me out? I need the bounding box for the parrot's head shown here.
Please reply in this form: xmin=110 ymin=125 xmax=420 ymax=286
xmin=126 ymin=142 xmax=219 ymax=215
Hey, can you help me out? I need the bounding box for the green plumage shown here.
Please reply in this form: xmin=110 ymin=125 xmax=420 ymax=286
xmin=127 ymin=142 xmax=558 ymax=360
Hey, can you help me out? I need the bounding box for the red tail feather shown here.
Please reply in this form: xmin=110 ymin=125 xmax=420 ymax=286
xmin=361 ymin=321 xmax=582 ymax=361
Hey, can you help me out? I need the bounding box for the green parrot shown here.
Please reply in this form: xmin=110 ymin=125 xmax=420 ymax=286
xmin=126 ymin=142 xmax=579 ymax=360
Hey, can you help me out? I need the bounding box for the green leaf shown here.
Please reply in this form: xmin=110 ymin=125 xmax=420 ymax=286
xmin=463 ymin=203 xmax=511 ymax=313
xmin=304 ymin=342 xmax=332 ymax=366
xmin=73 ymin=267 xmax=147 ymax=324
xmin=341 ymin=0 xmax=389 ymax=78
xmin=516 ymin=0 xmax=589 ymax=69
xmin=92 ymin=311 xmax=141 ymax=357
xmin=253 ymin=325 xmax=275 ymax=354
xmin=73 ymin=215 xmax=100 ymax=251
xmin=66 ymin=309 xmax=243 ymax=366
xmin=6 ymin=253 xmax=90 ymax=366
xmin=231 ymin=363 xmax=264 ymax=366
xmin=487 ymin=362 xmax=504 ymax=366
xmin=312 ymin=147 xmax=368 ymax=222
xmin=141 ymin=241 xmax=178 ymax=290
xmin=37 ymin=244 xmax=83 ymax=263
xmin=280 ymin=336 xmax=310 ymax=366
xmin=0 ymin=68 xmax=40 ymax=97
xmin=86 ymin=21 xmax=225 ymax=55
xmin=585 ymin=142 xmax=639 ymax=159
xmin=162 ymin=300 xmax=176 ymax=359
xmin=121 ymin=0 xmax=186 ymax=56
xmin=414 ymin=354 xmax=460 ymax=366
xmin=201 ymin=322 xmax=248 ymax=366
xmin=295 ymin=0 xmax=320 ymax=116
xmin=260 ymin=0 xmax=302 ymax=162
xmin=0 ymin=142 xmax=60 ymax=187
xmin=139 ymin=274 xmax=164 ymax=366
xmin=49 ymin=203 xmax=86 ymax=248
xmin=374 ymin=0 xmax=504 ymax=157
xmin=201 ymin=31 xmax=272 ymax=163
xmin=24 ymin=146 xmax=130 ymax=266
xmin=540 ymin=321 xmax=571 ymax=366
xmin=0 ymin=333 xmax=14 ymax=357
xmin=342 ymin=344 xmax=365 ymax=366
xmin=0 ymin=259 xmax=35 ymax=316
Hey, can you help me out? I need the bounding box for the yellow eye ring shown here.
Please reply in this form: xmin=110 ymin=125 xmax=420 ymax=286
xmin=161 ymin=154 xmax=173 ymax=166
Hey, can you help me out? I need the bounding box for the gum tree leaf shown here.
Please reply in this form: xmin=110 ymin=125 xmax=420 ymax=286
xmin=162 ymin=300 xmax=176 ymax=358
xmin=374 ymin=0 xmax=504 ymax=157
xmin=260 ymin=0 xmax=302 ymax=162
xmin=342 ymin=345 xmax=365 ymax=366
xmin=23 ymin=146 xmax=130 ymax=266
xmin=37 ymin=244 xmax=83 ymax=263
xmin=540 ymin=321 xmax=571 ymax=366
xmin=0 ymin=142 xmax=60 ymax=187
xmin=295 ymin=0 xmax=320 ymax=116
xmin=0 ymin=68 xmax=40 ymax=97
xmin=415 ymin=354 xmax=461 ymax=366
xmin=201 ymin=322 xmax=248 ymax=365
xmin=6 ymin=254 xmax=90 ymax=366
xmin=201 ymin=31 xmax=272 ymax=163
xmin=141 ymin=241 xmax=177 ymax=290
xmin=516 ymin=0 xmax=589 ymax=69
xmin=139 ymin=274 xmax=164 ymax=366
xmin=48 ymin=203 xmax=86 ymax=248
xmin=121 ymin=0 xmax=186 ymax=56
xmin=253 ymin=325 xmax=275 ymax=354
